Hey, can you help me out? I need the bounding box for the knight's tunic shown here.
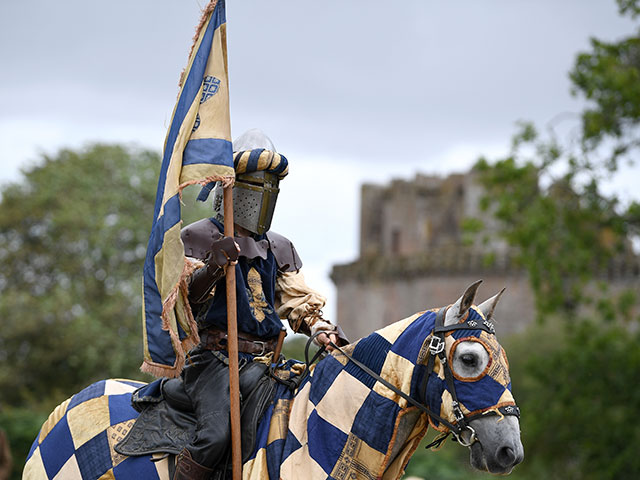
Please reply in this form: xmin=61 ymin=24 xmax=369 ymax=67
xmin=194 ymin=220 xmax=285 ymax=339
xmin=186 ymin=218 xmax=329 ymax=339
xmin=177 ymin=217 xmax=331 ymax=468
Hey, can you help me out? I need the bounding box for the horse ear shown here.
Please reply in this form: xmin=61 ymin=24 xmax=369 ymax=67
xmin=445 ymin=280 xmax=482 ymax=326
xmin=478 ymin=287 xmax=506 ymax=320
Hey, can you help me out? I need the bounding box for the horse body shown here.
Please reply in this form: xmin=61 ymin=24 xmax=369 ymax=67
xmin=247 ymin=313 xmax=434 ymax=480
xmin=23 ymin=322 xmax=427 ymax=480
xmin=24 ymin=283 xmax=524 ymax=480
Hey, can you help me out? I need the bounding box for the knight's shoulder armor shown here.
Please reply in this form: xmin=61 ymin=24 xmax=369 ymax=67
xmin=181 ymin=218 xmax=222 ymax=261
xmin=266 ymin=231 xmax=303 ymax=272
xmin=181 ymin=218 xmax=302 ymax=272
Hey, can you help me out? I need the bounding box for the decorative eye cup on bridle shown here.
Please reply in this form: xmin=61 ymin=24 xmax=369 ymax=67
xmin=421 ymin=306 xmax=518 ymax=443
xmin=449 ymin=338 xmax=492 ymax=382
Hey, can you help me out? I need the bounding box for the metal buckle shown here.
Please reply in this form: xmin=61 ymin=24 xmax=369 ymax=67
xmin=503 ymin=405 xmax=519 ymax=416
xmin=454 ymin=425 xmax=477 ymax=447
xmin=429 ymin=336 xmax=445 ymax=355
xmin=253 ymin=341 xmax=267 ymax=356
xmin=452 ymin=401 xmax=465 ymax=422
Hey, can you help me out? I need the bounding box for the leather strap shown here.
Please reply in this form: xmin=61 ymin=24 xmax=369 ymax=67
xmin=200 ymin=329 xmax=277 ymax=356
xmin=302 ymin=309 xmax=521 ymax=449
xmin=174 ymin=448 xmax=214 ymax=480
xmin=322 ymin=337 xmax=461 ymax=434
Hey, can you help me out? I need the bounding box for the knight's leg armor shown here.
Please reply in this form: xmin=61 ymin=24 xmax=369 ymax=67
xmin=179 ymin=349 xmax=232 ymax=470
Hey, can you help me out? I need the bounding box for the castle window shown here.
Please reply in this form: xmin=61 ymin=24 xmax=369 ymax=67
xmin=391 ymin=229 xmax=401 ymax=255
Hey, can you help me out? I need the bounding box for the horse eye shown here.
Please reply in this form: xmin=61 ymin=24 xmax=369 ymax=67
xmin=460 ymin=353 xmax=477 ymax=367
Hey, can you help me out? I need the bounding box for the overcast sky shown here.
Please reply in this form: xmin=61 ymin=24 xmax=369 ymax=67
xmin=1 ymin=0 xmax=638 ymax=319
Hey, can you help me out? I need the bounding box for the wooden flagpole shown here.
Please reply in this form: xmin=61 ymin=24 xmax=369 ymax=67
xmin=223 ymin=186 xmax=242 ymax=480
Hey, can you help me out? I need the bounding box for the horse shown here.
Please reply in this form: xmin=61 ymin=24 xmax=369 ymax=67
xmin=23 ymin=281 xmax=523 ymax=479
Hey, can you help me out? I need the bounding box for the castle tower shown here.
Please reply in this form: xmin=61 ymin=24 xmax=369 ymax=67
xmin=331 ymin=170 xmax=640 ymax=341
xmin=332 ymin=171 xmax=534 ymax=340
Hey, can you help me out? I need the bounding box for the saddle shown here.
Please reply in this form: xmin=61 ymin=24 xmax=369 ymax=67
xmin=114 ymin=361 xmax=277 ymax=463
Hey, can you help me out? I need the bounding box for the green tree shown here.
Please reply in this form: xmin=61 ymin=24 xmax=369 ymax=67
xmin=0 ymin=145 xmax=161 ymax=407
xmin=0 ymin=144 xmax=212 ymax=477
xmin=474 ymin=122 xmax=637 ymax=320
xmin=505 ymin=321 xmax=640 ymax=480
xmin=571 ymin=0 xmax=640 ymax=170
xmin=475 ymin=0 xmax=640 ymax=320
xmin=472 ymin=1 xmax=640 ymax=478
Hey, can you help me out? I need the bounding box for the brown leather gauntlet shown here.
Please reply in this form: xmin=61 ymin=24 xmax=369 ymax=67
xmin=188 ymin=236 xmax=239 ymax=304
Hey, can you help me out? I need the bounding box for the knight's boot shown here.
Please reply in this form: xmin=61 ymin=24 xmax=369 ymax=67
xmin=174 ymin=448 xmax=215 ymax=480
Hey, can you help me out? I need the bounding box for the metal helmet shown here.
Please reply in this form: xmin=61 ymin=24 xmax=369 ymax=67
xmin=212 ymin=129 xmax=286 ymax=235
xmin=233 ymin=128 xmax=276 ymax=152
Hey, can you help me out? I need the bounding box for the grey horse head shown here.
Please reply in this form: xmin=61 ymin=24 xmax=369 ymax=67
xmin=440 ymin=280 xmax=524 ymax=474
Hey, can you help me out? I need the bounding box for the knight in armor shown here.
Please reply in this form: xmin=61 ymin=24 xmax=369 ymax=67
xmin=173 ymin=129 xmax=346 ymax=479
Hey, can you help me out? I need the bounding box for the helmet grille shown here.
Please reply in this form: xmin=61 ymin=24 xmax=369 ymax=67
xmin=233 ymin=186 xmax=262 ymax=231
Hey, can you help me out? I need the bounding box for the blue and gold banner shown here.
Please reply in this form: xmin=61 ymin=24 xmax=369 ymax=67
xmin=142 ymin=0 xmax=234 ymax=377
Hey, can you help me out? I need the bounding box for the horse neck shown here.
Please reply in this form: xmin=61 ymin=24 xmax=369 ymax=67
xmin=284 ymin=343 xmax=426 ymax=479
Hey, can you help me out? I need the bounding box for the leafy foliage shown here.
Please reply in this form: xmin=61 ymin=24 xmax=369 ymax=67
xmin=511 ymin=321 xmax=640 ymax=480
xmin=281 ymin=334 xmax=317 ymax=363
xmin=470 ymin=1 xmax=640 ymax=478
xmin=0 ymin=144 xmax=162 ymax=408
xmin=569 ymin=0 xmax=640 ymax=170
xmin=474 ymin=123 xmax=638 ymax=319
xmin=618 ymin=0 xmax=640 ymax=17
xmin=0 ymin=144 xmax=212 ymax=476
xmin=404 ymin=439 xmax=482 ymax=480
xmin=472 ymin=0 xmax=640 ymax=319
xmin=0 ymin=409 xmax=48 ymax=480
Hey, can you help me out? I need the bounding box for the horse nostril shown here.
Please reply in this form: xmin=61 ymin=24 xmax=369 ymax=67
xmin=496 ymin=446 xmax=517 ymax=468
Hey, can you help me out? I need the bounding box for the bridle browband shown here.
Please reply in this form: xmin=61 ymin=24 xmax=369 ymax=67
xmin=303 ymin=307 xmax=520 ymax=449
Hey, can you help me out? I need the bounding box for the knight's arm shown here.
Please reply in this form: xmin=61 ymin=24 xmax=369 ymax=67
xmin=274 ymin=270 xmax=348 ymax=345
xmin=182 ymin=219 xmax=238 ymax=304
xmin=187 ymin=236 xmax=238 ymax=303
xmin=266 ymin=230 xmax=347 ymax=344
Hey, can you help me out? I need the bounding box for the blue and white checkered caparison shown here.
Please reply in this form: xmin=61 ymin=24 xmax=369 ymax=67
xmin=25 ymin=308 xmax=515 ymax=480
xmin=245 ymin=307 xmax=515 ymax=480
xmin=242 ymin=312 xmax=437 ymax=479
xmin=22 ymin=379 xmax=165 ymax=479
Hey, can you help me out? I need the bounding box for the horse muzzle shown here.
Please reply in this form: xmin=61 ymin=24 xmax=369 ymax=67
xmin=469 ymin=415 xmax=524 ymax=474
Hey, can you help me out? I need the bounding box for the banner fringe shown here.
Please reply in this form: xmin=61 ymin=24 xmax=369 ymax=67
xmin=141 ymin=257 xmax=203 ymax=378
xmin=179 ymin=0 xmax=219 ymax=87
xmin=178 ymin=174 xmax=235 ymax=198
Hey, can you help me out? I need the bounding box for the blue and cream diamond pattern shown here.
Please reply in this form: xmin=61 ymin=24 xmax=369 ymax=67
xmin=22 ymin=379 xmax=170 ymax=480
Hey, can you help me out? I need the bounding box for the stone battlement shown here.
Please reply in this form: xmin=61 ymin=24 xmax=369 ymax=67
xmin=331 ymin=248 xmax=520 ymax=283
xmin=331 ymin=170 xmax=640 ymax=341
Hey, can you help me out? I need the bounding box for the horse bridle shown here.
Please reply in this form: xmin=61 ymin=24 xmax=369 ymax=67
xmin=417 ymin=306 xmax=520 ymax=447
xmin=304 ymin=307 xmax=520 ymax=449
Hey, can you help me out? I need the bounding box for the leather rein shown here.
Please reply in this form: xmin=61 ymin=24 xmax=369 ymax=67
xmin=304 ymin=308 xmax=520 ymax=449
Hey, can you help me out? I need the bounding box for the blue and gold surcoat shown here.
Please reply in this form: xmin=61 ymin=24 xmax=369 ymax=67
xmin=191 ymin=219 xmax=293 ymax=340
